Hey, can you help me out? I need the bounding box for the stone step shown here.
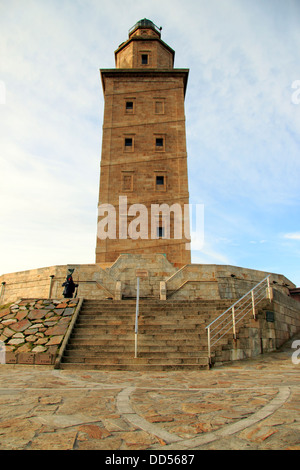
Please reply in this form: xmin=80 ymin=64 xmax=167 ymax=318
xmin=79 ymin=310 xmax=228 ymax=316
xmin=69 ymin=332 xmax=206 ymax=341
xmin=59 ymin=362 xmax=209 ymax=371
xmin=84 ymin=298 xmax=231 ymax=306
xmin=66 ymin=343 xmax=210 ymax=352
xmin=67 ymin=340 xmax=210 ymax=350
xmin=75 ymin=323 xmax=211 ymax=330
xmin=92 ymin=302 xmax=223 ymax=307
xmin=77 ymin=312 xmax=211 ymax=318
xmin=80 ymin=303 xmax=225 ymax=309
xmin=70 ymin=330 xmax=207 ymax=338
xmin=75 ymin=316 xmax=210 ymax=323
xmin=79 ymin=302 xmax=232 ymax=310
xmin=65 ymin=357 xmax=208 ymax=366
xmin=82 ymin=300 xmax=234 ymax=306
xmin=79 ymin=306 xmax=228 ymax=313
xmin=63 ymin=349 xmax=205 ymax=358
xmin=71 ymin=325 xmax=206 ymax=339
xmin=59 ymin=298 xmax=233 ymax=370
xmin=80 ymin=306 xmax=225 ymax=312
xmin=75 ymin=319 xmax=212 ymax=327
xmin=78 ymin=310 xmax=214 ymax=317
xmin=78 ymin=313 xmax=218 ymax=321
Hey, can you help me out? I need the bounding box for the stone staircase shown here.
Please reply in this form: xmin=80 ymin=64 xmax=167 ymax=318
xmin=60 ymin=299 xmax=235 ymax=371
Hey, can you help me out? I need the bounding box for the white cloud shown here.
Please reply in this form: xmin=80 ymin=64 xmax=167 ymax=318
xmin=284 ymin=233 xmax=300 ymax=241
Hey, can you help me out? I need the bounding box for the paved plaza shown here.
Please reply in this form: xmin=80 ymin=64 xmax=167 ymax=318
xmin=0 ymin=334 xmax=299 ymax=451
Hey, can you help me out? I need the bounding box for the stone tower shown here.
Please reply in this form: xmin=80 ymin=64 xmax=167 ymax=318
xmin=96 ymin=19 xmax=191 ymax=267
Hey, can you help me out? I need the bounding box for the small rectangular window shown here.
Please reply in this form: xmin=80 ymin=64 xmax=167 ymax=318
xmin=122 ymin=172 xmax=134 ymax=191
xmin=155 ymin=173 xmax=167 ymax=191
xmin=124 ymin=99 xmax=135 ymax=114
xmin=156 ymin=138 xmax=164 ymax=148
xmin=126 ymin=101 xmax=133 ymax=110
xmin=124 ymin=136 xmax=134 ymax=152
xmin=157 ymin=226 xmax=164 ymax=238
xmin=141 ymin=54 xmax=148 ymax=65
xmin=156 ymin=176 xmax=164 ymax=185
xmin=155 ymin=101 xmax=165 ymax=114
xmin=125 ymin=138 xmax=133 ymax=147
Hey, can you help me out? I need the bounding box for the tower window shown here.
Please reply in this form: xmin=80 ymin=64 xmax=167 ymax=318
xmin=154 ymin=135 xmax=166 ymax=152
xmin=124 ymin=136 xmax=134 ymax=152
xmin=157 ymin=226 xmax=165 ymax=238
xmin=124 ymin=98 xmax=135 ymax=114
xmin=155 ymin=172 xmax=167 ymax=191
xmin=156 ymin=138 xmax=164 ymax=148
xmin=154 ymin=100 xmax=165 ymax=114
xmin=126 ymin=101 xmax=133 ymax=110
xmin=141 ymin=54 xmax=148 ymax=65
xmin=122 ymin=172 xmax=134 ymax=191
xmin=125 ymin=138 xmax=133 ymax=147
xmin=156 ymin=176 xmax=164 ymax=185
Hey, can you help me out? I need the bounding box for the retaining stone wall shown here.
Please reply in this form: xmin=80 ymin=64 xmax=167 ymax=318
xmin=0 ymin=257 xmax=298 ymax=310
xmin=0 ymin=298 xmax=79 ymax=365
xmin=214 ymin=293 xmax=300 ymax=365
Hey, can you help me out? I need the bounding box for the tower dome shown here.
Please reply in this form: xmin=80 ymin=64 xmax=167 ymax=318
xmin=129 ymin=18 xmax=162 ymax=38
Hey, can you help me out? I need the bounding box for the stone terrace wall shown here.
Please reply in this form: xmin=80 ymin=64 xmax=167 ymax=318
xmin=0 ymin=265 xmax=117 ymax=305
xmin=0 ymin=298 xmax=79 ymax=365
xmin=271 ymin=289 xmax=300 ymax=348
xmin=0 ymin=255 xmax=178 ymax=304
xmin=166 ymin=264 xmax=295 ymax=300
xmin=0 ymin=258 xmax=297 ymax=305
xmin=214 ymin=293 xmax=300 ymax=365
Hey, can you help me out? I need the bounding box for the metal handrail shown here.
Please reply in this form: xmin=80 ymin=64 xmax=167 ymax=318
xmin=206 ymin=275 xmax=272 ymax=364
xmin=134 ymin=277 xmax=140 ymax=358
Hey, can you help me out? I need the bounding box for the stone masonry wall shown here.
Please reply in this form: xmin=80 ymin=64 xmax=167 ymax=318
xmin=271 ymin=289 xmax=300 ymax=347
xmin=107 ymin=254 xmax=177 ymax=298
xmin=214 ymin=293 xmax=300 ymax=365
xmin=0 ymin=264 xmax=116 ymax=305
xmin=0 ymin=298 xmax=79 ymax=365
xmin=166 ymin=264 xmax=295 ymax=300
xmin=0 ymin=258 xmax=297 ymax=305
xmin=96 ymin=71 xmax=190 ymax=266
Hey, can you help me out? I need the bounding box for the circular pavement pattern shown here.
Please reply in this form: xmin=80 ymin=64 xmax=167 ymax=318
xmin=0 ymin=336 xmax=299 ymax=450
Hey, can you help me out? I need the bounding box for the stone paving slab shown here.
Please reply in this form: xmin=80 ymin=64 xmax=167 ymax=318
xmin=0 ymin=335 xmax=299 ymax=451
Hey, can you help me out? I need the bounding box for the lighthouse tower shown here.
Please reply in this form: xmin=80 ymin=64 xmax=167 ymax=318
xmin=96 ymin=19 xmax=190 ymax=267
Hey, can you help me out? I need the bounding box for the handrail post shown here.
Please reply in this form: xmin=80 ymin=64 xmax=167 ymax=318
xmin=135 ymin=276 xmax=140 ymax=358
xmin=207 ymin=326 xmax=211 ymax=366
xmin=232 ymin=306 xmax=236 ymax=340
xmin=251 ymin=290 xmax=256 ymax=319
xmin=48 ymin=275 xmax=55 ymax=299
xmin=266 ymin=276 xmax=273 ymax=301
xmin=0 ymin=282 xmax=6 ymax=305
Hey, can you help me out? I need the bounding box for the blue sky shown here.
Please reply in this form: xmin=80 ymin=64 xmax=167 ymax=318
xmin=1 ymin=0 xmax=300 ymax=286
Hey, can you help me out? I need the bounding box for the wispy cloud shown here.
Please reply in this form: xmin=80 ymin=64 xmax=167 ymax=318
xmin=284 ymin=233 xmax=300 ymax=241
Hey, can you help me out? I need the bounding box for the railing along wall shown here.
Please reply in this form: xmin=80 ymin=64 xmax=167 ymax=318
xmin=206 ymin=275 xmax=273 ymax=365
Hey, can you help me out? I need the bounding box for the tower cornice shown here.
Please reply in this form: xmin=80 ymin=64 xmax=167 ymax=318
xmin=100 ymin=68 xmax=189 ymax=96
